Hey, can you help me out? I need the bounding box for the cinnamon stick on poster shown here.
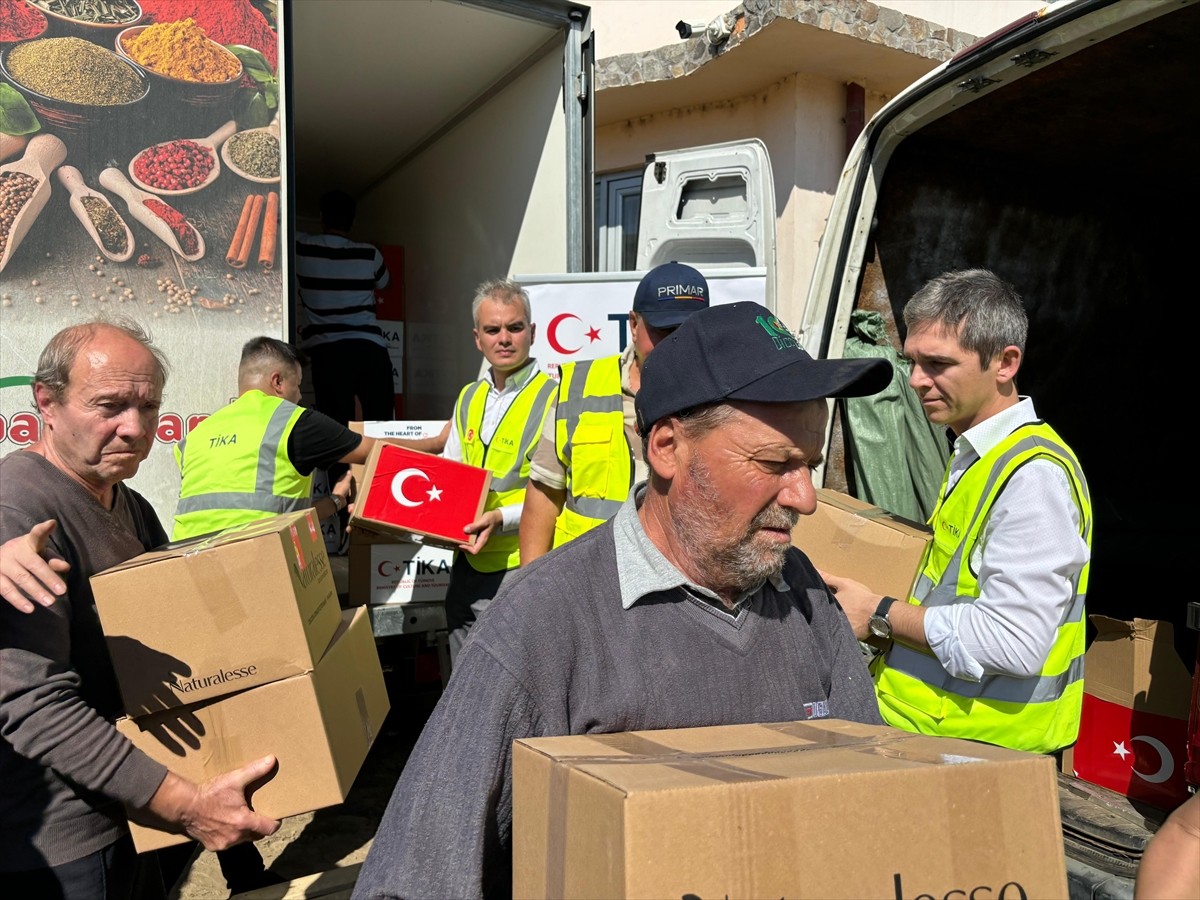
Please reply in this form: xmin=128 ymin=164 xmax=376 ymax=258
xmin=234 ymin=194 xmax=265 ymax=269
xmin=258 ymin=191 xmax=279 ymax=270
xmin=226 ymin=195 xmax=255 ymax=267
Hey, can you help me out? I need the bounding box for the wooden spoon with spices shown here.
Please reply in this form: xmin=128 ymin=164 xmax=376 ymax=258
xmin=0 ymin=132 xmax=68 ymax=274
xmin=222 ymin=114 xmax=282 ymax=185
xmin=99 ymin=167 xmax=205 ymax=262
xmin=127 ymin=119 xmax=238 ymax=197
xmin=57 ymin=166 xmax=136 ymax=264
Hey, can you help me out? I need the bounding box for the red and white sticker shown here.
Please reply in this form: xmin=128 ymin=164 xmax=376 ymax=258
xmin=290 ymin=524 xmax=306 ymax=571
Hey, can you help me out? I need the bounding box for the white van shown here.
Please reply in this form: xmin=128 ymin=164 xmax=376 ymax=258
xmin=802 ymin=0 xmax=1197 ymax=892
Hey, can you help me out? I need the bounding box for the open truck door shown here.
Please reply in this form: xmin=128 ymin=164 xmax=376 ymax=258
xmin=800 ymin=0 xmax=1199 ymax=892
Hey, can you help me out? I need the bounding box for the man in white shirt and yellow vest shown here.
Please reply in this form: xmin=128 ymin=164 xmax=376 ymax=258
xmin=824 ymin=269 xmax=1092 ymax=755
xmin=440 ymin=280 xmax=556 ymax=662
xmin=518 ymin=262 xmax=709 ymax=564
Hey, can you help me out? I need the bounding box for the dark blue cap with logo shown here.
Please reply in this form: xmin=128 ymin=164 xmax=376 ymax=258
xmin=632 ymin=262 xmax=710 ymax=329
xmin=635 ymin=301 xmax=893 ymax=435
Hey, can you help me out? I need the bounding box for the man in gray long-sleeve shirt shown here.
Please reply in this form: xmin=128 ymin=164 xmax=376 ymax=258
xmin=0 ymin=320 xmax=279 ymax=898
xmin=353 ymin=301 xmax=894 ymax=899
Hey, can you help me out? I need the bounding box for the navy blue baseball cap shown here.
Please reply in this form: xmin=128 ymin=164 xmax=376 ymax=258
xmin=635 ymin=301 xmax=893 ymax=435
xmin=632 ymin=262 xmax=710 ymax=329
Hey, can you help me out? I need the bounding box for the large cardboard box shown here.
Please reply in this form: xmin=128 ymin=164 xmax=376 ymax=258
xmin=347 ymin=528 xmax=454 ymax=606
xmin=790 ymin=489 xmax=931 ymax=600
xmin=349 ymin=442 xmax=490 ymax=550
xmin=119 ymin=607 xmax=390 ymax=852
xmin=1068 ymin=616 xmax=1194 ymax=810
xmin=513 ymin=719 xmax=1067 ymax=900
xmin=92 ymin=510 xmax=342 ymax=715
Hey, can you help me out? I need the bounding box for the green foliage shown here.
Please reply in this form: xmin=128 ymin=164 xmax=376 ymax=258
xmin=226 ymin=45 xmax=278 ymax=129
xmin=0 ymin=84 xmax=41 ymax=136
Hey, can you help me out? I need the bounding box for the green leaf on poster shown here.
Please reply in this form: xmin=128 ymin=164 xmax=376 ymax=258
xmin=226 ymin=45 xmax=276 ymax=86
xmin=237 ymin=90 xmax=271 ymax=129
xmin=0 ymin=85 xmax=41 ymax=136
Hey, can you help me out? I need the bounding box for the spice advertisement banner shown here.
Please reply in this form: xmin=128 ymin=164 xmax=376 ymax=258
xmin=0 ymin=0 xmax=287 ymax=527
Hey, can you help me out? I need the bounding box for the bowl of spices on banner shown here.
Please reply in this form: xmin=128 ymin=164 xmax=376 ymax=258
xmin=128 ymin=118 xmax=234 ymax=196
xmin=0 ymin=36 xmax=149 ymax=138
xmin=116 ymin=17 xmax=241 ymax=111
xmin=222 ymin=116 xmax=279 ymax=184
xmin=0 ymin=2 xmax=48 ymax=44
xmin=27 ymin=0 xmax=141 ymax=35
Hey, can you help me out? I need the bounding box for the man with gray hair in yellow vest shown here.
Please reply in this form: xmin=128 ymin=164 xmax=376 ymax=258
xmin=173 ymin=337 xmax=442 ymax=541
xmin=440 ymin=279 xmax=556 ymax=663
xmin=519 ymin=262 xmax=709 ymax=564
xmin=823 ymin=269 xmax=1092 ymax=755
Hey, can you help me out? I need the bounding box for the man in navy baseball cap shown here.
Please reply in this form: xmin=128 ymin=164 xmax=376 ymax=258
xmin=636 ymin=300 xmax=891 ymax=434
xmin=631 ymin=261 xmax=710 ymax=329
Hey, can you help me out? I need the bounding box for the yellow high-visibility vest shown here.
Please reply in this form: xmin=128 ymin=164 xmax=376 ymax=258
xmin=455 ymin=369 xmax=556 ymax=572
xmin=551 ymin=354 xmax=631 ymax=548
xmin=873 ymin=421 xmax=1092 ymax=754
xmin=173 ymin=391 xmax=310 ymax=540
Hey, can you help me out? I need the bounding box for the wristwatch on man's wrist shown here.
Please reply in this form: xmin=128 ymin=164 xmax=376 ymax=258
xmin=867 ymin=596 xmax=897 ymax=640
xmin=332 ymin=493 xmax=348 ymax=512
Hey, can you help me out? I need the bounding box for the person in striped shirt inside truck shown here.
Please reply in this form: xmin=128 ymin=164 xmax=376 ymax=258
xmin=294 ymin=189 xmax=395 ymax=428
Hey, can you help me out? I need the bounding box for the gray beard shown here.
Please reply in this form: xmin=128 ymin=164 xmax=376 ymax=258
xmin=670 ymin=454 xmax=799 ymax=598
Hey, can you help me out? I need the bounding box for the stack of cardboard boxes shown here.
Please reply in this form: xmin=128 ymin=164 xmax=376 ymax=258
xmin=90 ymin=509 xmax=390 ymax=851
xmin=344 ymin=421 xmax=490 ymax=617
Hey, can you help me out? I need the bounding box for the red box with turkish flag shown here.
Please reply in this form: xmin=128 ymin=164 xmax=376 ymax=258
xmin=349 ymin=443 xmax=491 ymax=550
xmin=1066 ymin=616 xmax=1194 ymax=811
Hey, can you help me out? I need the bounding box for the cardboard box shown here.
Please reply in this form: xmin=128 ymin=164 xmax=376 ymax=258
xmin=347 ymin=528 xmax=454 ymax=606
xmin=791 ymin=489 xmax=931 ymax=600
xmin=349 ymin=442 xmax=490 ymax=550
xmin=513 ymin=719 xmax=1067 ymax=900
xmin=92 ymin=510 xmax=342 ymax=715
xmin=1067 ymin=616 xmax=1194 ymax=810
xmin=348 ymin=419 xmax=449 ymax=485
xmin=119 ymin=607 xmax=390 ymax=852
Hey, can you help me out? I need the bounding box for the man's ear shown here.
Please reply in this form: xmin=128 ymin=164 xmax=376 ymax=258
xmin=267 ymin=369 xmax=285 ymax=397
xmin=33 ymin=382 xmax=57 ymax=423
xmin=645 ymin=418 xmax=681 ymax=481
xmin=996 ymin=345 xmax=1022 ymax=384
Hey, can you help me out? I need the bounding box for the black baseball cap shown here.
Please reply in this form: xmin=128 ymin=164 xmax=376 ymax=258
xmin=635 ymin=301 xmax=893 ymax=434
xmin=632 ymin=262 xmax=710 ymax=329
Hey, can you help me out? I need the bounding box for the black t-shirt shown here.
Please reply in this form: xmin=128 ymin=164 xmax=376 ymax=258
xmin=287 ymin=408 xmax=362 ymax=474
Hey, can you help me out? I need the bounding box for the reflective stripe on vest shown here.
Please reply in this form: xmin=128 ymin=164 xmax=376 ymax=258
xmin=874 ymin=422 xmax=1092 ymax=754
xmin=455 ymin=370 xmax=556 ymax=572
xmin=552 ymin=356 xmax=630 ymax=547
xmin=173 ymin=392 xmax=311 ymax=540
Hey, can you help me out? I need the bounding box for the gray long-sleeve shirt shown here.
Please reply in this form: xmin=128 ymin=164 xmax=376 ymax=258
xmin=353 ymin=489 xmax=880 ymax=899
xmin=0 ymin=451 xmax=169 ymax=871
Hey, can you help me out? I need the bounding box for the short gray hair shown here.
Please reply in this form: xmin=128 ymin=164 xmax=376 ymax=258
xmin=33 ymin=317 xmax=169 ymax=405
xmin=640 ymin=402 xmax=738 ymax=461
xmin=472 ymin=278 xmax=531 ymax=325
xmin=903 ymin=269 xmax=1028 ymax=368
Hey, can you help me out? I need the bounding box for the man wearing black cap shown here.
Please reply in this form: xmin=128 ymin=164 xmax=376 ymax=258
xmin=518 ymin=261 xmax=710 ymax=564
xmin=352 ymin=301 xmax=893 ymax=900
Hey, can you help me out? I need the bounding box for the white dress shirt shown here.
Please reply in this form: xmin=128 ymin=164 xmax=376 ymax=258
xmin=442 ymin=359 xmax=543 ymax=533
xmin=922 ymin=397 xmax=1089 ymax=682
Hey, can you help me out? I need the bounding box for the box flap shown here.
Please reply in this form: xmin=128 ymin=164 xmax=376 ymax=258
xmin=95 ymin=509 xmax=317 ymax=576
xmin=1083 ymin=615 xmax=1193 ymax=715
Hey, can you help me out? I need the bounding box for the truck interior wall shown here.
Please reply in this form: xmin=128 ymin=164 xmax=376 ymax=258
xmin=355 ymin=47 xmax=569 ymax=419
xmin=837 ymin=2 xmax=1198 ymax=665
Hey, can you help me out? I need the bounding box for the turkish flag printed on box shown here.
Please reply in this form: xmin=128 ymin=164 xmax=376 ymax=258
xmin=1068 ymin=616 xmax=1195 ymax=811
xmin=351 ymin=443 xmax=490 ymax=550
xmin=1072 ymin=694 xmax=1190 ymax=809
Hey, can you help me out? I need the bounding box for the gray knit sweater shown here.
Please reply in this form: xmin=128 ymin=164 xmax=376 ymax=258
xmin=0 ymin=451 xmax=169 ymax=871
xmin=353 ymin=496 xmax=880 ymax=900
